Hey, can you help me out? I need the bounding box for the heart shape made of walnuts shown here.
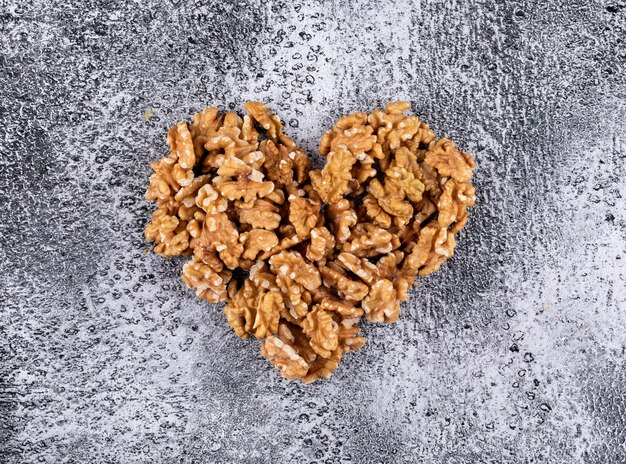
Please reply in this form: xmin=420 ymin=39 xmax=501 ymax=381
xmin=145 ymin=102 xmax=476 ymax=383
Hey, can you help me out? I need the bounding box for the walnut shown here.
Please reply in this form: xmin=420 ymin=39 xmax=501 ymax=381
xmin=402 ymin=223 xmax=456 ymax=277
xmin=182 ymin=257 xmax=231 ymax=303
xmin=306 ymin=226 xmax=335 ymax=262
xmin=367 ymin=178 xmax=413 ymax=224
xmin=276 ymin=274 xmax=310 ymax=321
xmin=249 ymin=261 xmax=279 ymax=291
xmin=292 ymin=149 xmax=311 ymax=185
xmin=195 ymin=183 xmax=228 ymax=214
xmin=224 ymin=279 xmax=261 ymax=339
xmin=319 ymin=112 xmax=369 ymax=155
xmin=236 ymin=198 xmax=282 ymax=230
xmin=337 ymin=320 xmax=366 ymax=352
xmin=362 ymin=280 xmax=400 ymax=323
xmin=424 ymin=138 xmax=475 ymax=183
xmin=244 ymin=101 xmax=284 ymax=141
xmin=269 ymin=251 xmax=321 ymax=292
xmin=301 ymin=307 xmax=339 ymax=358
xmin=189 ymin=107 xmax=221 ymax=158
xmin=261 ymin=336 xmax=309 ymax=380
xmin=319 ymin=121 xmax=377 ymax=157
xmin=144 ymin=208 xmax=190 ymax=257
xmin=310 ymin=146 xmax=357 ymax=203
xmin=361 ymin=193 xmax=392 ymax=228
xmin=277 ymin=322 xmax=318 ymax=364
xmin=319 ymin=264 xmax=369 ymax=302
xmin=386 ymin=115 xmax=421 ymax=151
xmin=288 ymin=194 xmax=320 ymax=239
xmin=301 ymin=348 xmax=342 ymax=384
xmin=196 ymin=213 xmax=242 ymax=269
xmin=258 ymin=226 xmax=304 ymax=260
xmin=419 ymin=160 xmax=444 ymax=200
xmin=146 ymin=156 xmax=182 ymax=204
xmin=361 ymin=253 xmax=412 ymax=325
xmin=351 ymin=153 xmax=377 ymax=185
xmin=145 ymin=102 xmax=475 ymax=383
xmin=240 ymin=150 xmax=265 ymax=170
xmin=342 ymin=223 xmax=398 ymax=258
xmin=327 ymin=199 xmax=358 ymax=243
xmin=252 ymin=290 xmax=283 ymax=338
xmin=318 ymin=297 xmax=364 ymax=318
xmin=366 ymin=165 xmax=424 ymax=227
xmin=385 ymin=166 xmax=424 ymax=203
xmin=192 ymin=247 xmax=223 ymax=273
xmin=336 ymin=252 xmax=379 ymax=286
xmin=240 ymin=229 xmax=279 ymax=260
xmin=438 ymin=179 xmax=476 ymax=233
xmin=258 ymin=138 xmax=306 ymax=189
xmin=214 ymin=156 xmax=275 ymax=202
xmin=204 ymin=123 xmax=259 ymax=162
xmin=167 ymin=121 xmax=196 ymax=170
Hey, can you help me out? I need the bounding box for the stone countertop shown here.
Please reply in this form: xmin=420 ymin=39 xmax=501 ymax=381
xmin=1 ymin=1 xmax=625 ymax=463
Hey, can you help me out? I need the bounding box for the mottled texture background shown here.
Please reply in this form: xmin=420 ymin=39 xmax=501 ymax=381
xmin=1 ymin=0 xmax=625 ymax=462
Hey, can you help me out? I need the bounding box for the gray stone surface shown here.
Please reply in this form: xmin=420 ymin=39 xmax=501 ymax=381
xmin=1 ymin=0 xmax=625 ymax=462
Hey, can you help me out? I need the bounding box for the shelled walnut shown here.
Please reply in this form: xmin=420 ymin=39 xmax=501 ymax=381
xmin=145 ymin=101 xmax=475 ymax=383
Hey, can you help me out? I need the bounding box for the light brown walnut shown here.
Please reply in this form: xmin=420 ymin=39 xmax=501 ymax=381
xmin=269 ymin=251 xmax=322 ymax=292
xmin=196 ymin=213 xmax=243 ymax=269
xmin=327 ymin=199 xmax=358 ymax=244
xmin=249 ymin=261 xmax=279 ymax=291
xmin=260 ymin=336 xmax=309 ymax=380
xmin=319 ymin=264 xmax=369 ymax=302
xmin=240 ymin=229 xmax=279 ymax=260
xmin=337 ymin=320 xmax=366 ymax=352
xmin=362 ymin=279 xmax=401 ymax=323
xmin=318 ymin=297 xmax=364 ymax=318
xmin=342 ymin=223 xmax=398 ymax=258
xmin=182 ymin=257 xmax=231 ymax=303
xmin=204 ymin=124 xmax=259 ymax=161
xmin=259 ymin=227 xmax=304 ymax=260
xmin=288 ymin=194 xmax=320 ymax=239
xmin=402 ymin=223 xmax=456 ymax=277
xmin=336 ymin=252 xmax=379 ymax=286
xmin=301 ymin=307 xmax=339 ymax=358
xmin=189 ymin=107 xmax=222 ymax=158
xmin=144 ymin=208 xmax=190 ymax=257
xmin=195 ymin=183 xmax=228 ymax=214
xmin=437 ymin=179 xmax=476 ymax=233
xmin=244 ymin=101 xmax=284 ymax=141
xmin=320 ymin=123 xmax=377 ymax=157
xmin=252 ymin=290 xmax=283 ymax=338
xmin=167 ymin=121 xmax=196 ymax=170
xmin=277 ymin=323 xmax=318 ymax=364
xmin=213 ymin=156 xmax=275 ymax=202
xmin=306 ymin=226 xmax=335 ymax=262
xmin=367 ymin=178 xmax=413 ymax=224
xmin=146 ymin=154 xmax=193 ymax=204
xmin=302 ymin=348 xmax=342 ymax=384
xmin=361 ymin=193 xmax=392 ymax=229
xmin=310 ymin=146 xmax=357 ymax=203
xmin=259 ymin=139 xmax=294 ymax=187
xmin=424 ymin=138 xmax=475 ymax=183
xmin=224 ymin=279 xmax=261 ymax=339
xmin=362 ymin=250 xmax=410 ymax=323
xmin=236 ymin=198 xmax=282 ymax=230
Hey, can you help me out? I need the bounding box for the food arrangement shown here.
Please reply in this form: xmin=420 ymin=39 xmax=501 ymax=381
xmin=144 ymin=102 xmax=475 ymax=383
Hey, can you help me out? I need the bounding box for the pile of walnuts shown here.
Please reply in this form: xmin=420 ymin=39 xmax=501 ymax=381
xmin=145 ymin=102 xmax=475 ymax=383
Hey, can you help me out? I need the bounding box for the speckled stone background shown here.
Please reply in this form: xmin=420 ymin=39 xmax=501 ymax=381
xmin=1 ymin=0 xmax=625 ymax=463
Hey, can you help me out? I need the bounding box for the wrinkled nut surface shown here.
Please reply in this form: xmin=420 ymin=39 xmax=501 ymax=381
xmin=145 ymin=102 xmax=475 ymax=383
